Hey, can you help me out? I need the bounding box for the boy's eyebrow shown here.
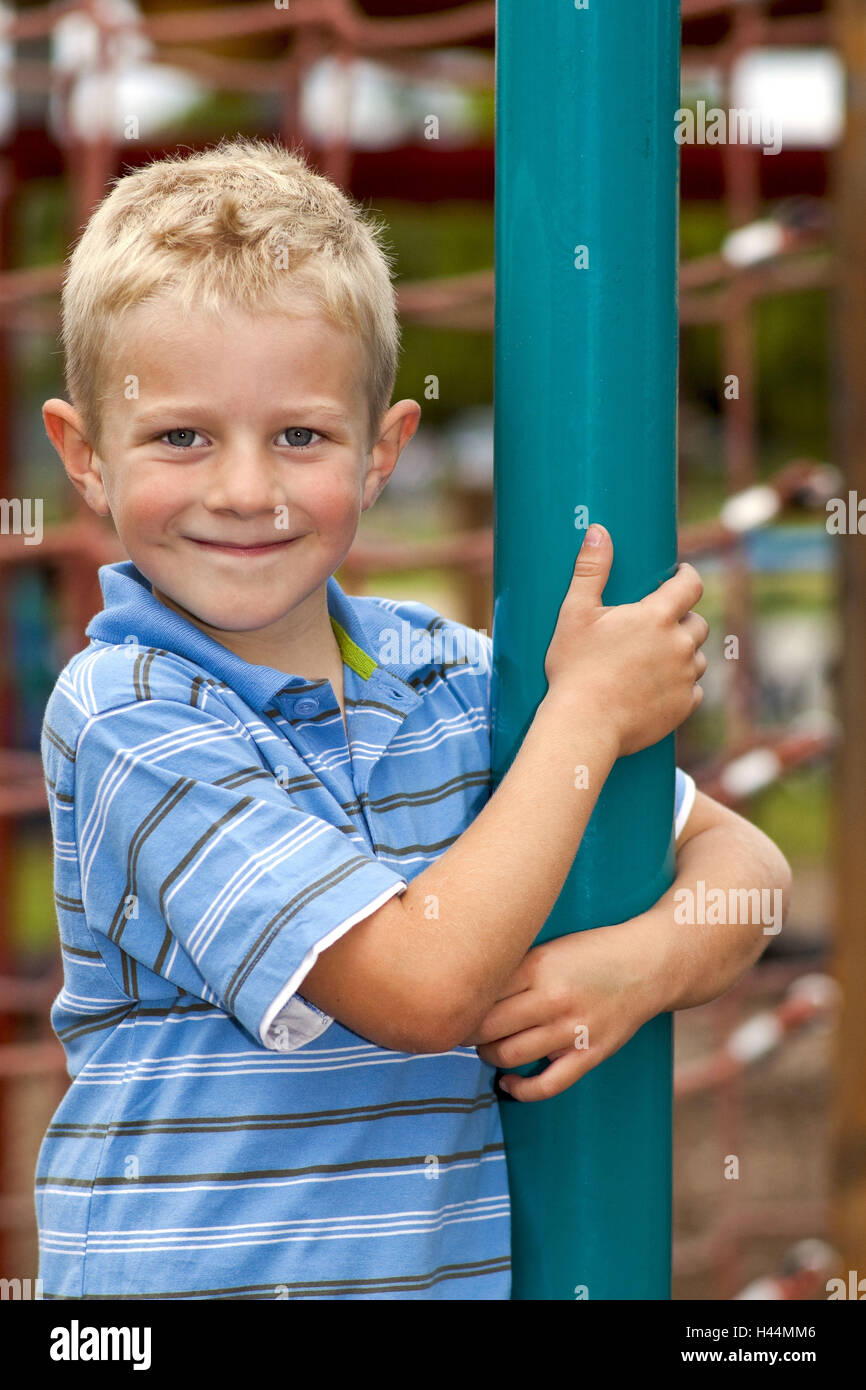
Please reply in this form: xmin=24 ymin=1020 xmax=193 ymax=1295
xmin=130 ymin=402 xmax=352 ymax=429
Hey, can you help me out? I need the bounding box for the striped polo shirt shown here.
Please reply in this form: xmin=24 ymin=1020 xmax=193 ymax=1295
xmin=36 ymin=559 xmax=695 ymax=1300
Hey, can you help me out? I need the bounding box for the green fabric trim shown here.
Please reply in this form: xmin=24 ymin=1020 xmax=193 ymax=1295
xmin=330 ymin=616 xmax=377 ymax=680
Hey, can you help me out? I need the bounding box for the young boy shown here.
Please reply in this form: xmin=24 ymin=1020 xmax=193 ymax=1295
xmin=36 ymin=136 xmax=790 ymax=1300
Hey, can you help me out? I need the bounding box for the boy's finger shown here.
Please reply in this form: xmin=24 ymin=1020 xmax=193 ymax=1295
xmin=498 ymin=1050 xmax=589 ymax=1103
xmin=566 ymin=523 xmax=613 ymax=607
xmin=469 ymin=990 xmax=546 ymax=1047
xmin=644 ymin=561 xmax=704 ymax=624
xmin=478 ymin=1020 xmax=563 ymax=1069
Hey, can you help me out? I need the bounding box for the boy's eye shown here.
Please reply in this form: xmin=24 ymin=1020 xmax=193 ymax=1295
xmin=161 ymin=428 xmax=205 ymax=449
xmin=279 ymin=427 xmax=323 ymax=450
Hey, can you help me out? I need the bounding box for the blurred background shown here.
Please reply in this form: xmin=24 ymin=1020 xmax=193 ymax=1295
xmin=0 ymin=0 xmax=863 ymax=1301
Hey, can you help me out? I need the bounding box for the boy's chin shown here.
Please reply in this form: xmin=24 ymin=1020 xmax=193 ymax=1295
xmin=154 ymin=588 xmax=297 ymax=634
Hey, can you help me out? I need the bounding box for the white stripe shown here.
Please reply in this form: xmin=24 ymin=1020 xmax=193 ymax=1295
xmin=74 ymin=1049 xmax=486 ymax=1083
xmin=75 ymin=1053 xmax=483 ymax=1081
xmin=83 ymin=1195 xmax=507 ymax=1238
xmin=57 ymin=991 xmax=119 ymax=1011
xmin=181 ymin=816 xmax=331 ymax=960
xmin=82 ymin=1182 xmax=508 ymax=1223
xmin=80 ymin=1211 xmax=509 ymax=1255
xmin=79 ymin=715 xmax=253 ymax=892
xmin=78 ymin=1039 xmax=436 ymax=1065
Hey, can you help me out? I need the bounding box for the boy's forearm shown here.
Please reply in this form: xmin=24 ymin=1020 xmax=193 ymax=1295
xmin=399 ymin=688 xmax=619 ymax=1041
xmin=634 ymin=819 xmax=793 ymax=1014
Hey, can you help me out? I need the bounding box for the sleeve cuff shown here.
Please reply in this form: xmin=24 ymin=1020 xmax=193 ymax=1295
xmin=675 ymin=771 xmax=697 ymax=842
xmin=259 ymin=879 xmax=409 ymax=1051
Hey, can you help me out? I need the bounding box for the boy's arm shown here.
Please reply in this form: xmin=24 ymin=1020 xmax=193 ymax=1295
xmin=297 ymin=686 xmax=620 ymax=1053
xmin=70 ymin=679 xmax=617 ymax=1061
xmin=464 ymin=792 xmax=792 ymax=1102
xmin=648 ymin=789 xmax=793 ymax=1011
xmin=302 ymin=544 xmax=708 ymax=1055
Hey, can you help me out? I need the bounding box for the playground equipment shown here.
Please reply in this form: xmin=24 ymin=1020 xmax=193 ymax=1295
xmin=492 ymin=0 xmax=681 ymax=1301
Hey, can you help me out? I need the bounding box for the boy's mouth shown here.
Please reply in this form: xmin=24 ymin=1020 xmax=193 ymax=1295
xmin=184 ymin=536 xmax=299 ymax=557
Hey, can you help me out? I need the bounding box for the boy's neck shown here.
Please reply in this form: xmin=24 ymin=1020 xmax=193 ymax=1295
xmin=150 ymin=579 xmax=345 ymax=689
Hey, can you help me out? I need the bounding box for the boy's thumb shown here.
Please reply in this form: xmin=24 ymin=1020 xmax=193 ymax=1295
xmin=570 ymin=523 xmax=611 ymax=593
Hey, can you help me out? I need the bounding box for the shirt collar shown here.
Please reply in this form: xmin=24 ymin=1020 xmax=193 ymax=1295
xmin=85 ymin=560 xmax=421 ymax=711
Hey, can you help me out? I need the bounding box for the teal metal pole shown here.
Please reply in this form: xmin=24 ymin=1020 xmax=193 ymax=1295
xmin=493 ymin=2 xmax=682 ymax=1299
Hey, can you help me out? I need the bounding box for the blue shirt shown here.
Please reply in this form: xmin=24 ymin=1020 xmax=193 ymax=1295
xmin=36 ymin=560 xmax=695 ymax=1299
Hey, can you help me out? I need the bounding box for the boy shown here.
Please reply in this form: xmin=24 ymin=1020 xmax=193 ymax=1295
xmin=36 ymin=136 xmax=790 ymax=1299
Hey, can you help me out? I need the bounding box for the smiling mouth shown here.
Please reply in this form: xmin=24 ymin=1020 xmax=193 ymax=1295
xmin=185 ymin=536 xmax=300 ymax=556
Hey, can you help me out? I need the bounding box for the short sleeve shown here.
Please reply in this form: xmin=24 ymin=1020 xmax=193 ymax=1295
xmin=675 ymin=766 xmax=697 ymax=841
xmin=74 ymin=699 xmax=408 ymax=1052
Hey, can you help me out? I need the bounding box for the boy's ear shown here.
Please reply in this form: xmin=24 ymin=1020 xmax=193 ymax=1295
xmin=386 ymin=397 xmax=422 ymax=450
xmin=362 ymin=398 xmax=421 ymax=511
xmin=42 ymin=398 xmax=111 ymax=517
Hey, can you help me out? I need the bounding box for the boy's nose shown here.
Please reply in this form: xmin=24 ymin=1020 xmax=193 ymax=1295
xmin=203 ymin=446 xmax=285 ymax=517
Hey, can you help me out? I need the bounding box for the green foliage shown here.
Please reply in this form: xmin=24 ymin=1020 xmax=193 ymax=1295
xmin=162 ymin=92 xmax=274 ymax=140
xmin=749 ymin=763 xmax=829 ymax=865
xmin=679 ymin=204 xmax=829 ymax=468
xmin=755 ymin=288 xmax=829 ymax=455
xmin=12 ymin=832 xmax=57 ymax=956
xmin=12 ymin=177 xmax=67 ymax=269
xmin=679 ymin=203 xmax=726 ymax=260
xmin=374 ymin=200 xmax=494 ymax=425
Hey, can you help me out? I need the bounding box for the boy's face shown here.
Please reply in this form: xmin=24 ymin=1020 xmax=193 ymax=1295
xmin=45 ymin=297 xmax=419 ymax=657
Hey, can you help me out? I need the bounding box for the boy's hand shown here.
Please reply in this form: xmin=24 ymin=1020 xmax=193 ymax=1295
xmin=544 ymin=525 xmax=708 ymax=759
xmin=461 ymin=919 xmax=665 ymax=1102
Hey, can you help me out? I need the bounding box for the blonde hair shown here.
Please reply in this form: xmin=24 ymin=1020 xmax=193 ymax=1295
xmin=59 ymin=135 xmax=401 ymax=456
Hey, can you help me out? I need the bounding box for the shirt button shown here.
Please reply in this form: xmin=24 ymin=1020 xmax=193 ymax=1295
xmin=294 ymin=696 xmax=319 ymax=716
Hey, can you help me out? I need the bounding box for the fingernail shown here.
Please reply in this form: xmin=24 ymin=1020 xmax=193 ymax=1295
xmin=585 ymin=524 xmax=602 ymax=546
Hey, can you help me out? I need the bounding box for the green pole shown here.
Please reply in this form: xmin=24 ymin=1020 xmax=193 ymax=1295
xmin=492 ymin=1 xmax=682 ymax=1299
